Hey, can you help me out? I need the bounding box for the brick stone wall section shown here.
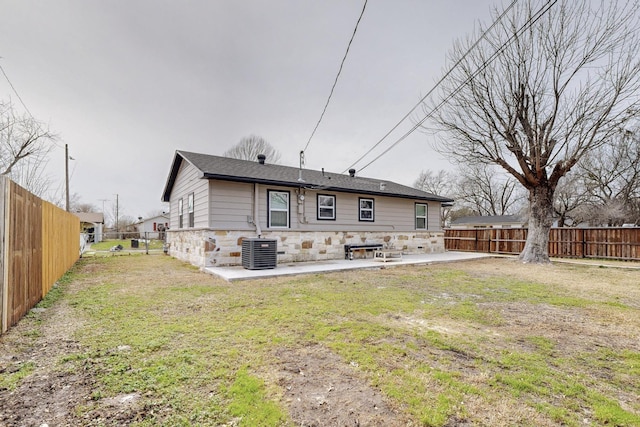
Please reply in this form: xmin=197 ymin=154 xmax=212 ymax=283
xmin=166 ymin=229 xmax=445 ymax=268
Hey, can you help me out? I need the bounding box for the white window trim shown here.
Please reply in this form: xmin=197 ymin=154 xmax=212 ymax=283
xmin=317 ymin=194 xmax=336 ymax=220
xmin=416 ymin=203 xmax=428 ymax=230
xmin=268 ymin=190 xmax=290 ymax=228
xmin=188 ymin=193 xmax=195 ymax=228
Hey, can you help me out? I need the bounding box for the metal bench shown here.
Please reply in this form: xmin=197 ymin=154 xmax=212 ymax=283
xmin=344 ymin=243 xmax=383 ymax=260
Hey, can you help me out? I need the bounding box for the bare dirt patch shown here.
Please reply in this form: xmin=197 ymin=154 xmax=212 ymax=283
xmin=0 ymin=277 xmax=147 ymax=426
xmin=274 ymin=345 xmax=415 ymax=427
xmin=0 ymin=297 xmax=93 ymax=427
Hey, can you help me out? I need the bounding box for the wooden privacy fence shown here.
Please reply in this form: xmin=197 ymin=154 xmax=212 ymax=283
xmin=0 ymin=177 xmax=80 ymax=334
xmin=445 ymin=227 xmax=640 ymax=261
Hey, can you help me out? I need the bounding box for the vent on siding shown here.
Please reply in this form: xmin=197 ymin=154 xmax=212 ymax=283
xmin=242 ymin=238 xmax=277 ymax=270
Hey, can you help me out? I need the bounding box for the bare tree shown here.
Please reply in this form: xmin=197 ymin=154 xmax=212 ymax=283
xmin=553 ymin=172 xmax=590 ymax=227
xmin=455 ymin=164 xmax=524 ymax=217
xmin=577 ymin=128 xmax=640 ymax=225
xmin=0 ymin=100 xmax=56 ymax=195
xmin=223 ymin=135 xmax=282 ymax=164
xmin=429 ymin=0 xmax=640 ymax=262
xmin=413 ymin=167 xmax=524 ymax=226
xmin=413 ymin=169 xmax=456 ymax=196
xmin=413 ymin=169 xmax=457 ymax=226
xmin=74 ymin=202 xmax=99 ymax=213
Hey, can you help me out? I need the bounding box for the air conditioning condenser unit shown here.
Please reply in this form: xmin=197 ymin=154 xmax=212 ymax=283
xmin=242 ymin=238 xmax=277 ymax=270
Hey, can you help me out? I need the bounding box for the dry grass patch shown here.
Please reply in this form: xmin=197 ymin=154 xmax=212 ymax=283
xmin=1 ymin=256 xmax=639 ymax=426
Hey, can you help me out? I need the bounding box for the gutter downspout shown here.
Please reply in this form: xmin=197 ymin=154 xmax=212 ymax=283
xmin=254 ymin=183 xmax=262 ymax=237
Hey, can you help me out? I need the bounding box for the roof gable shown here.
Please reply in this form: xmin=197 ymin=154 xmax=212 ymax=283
xmin=162 ymin=150 xmax=453 ymax=203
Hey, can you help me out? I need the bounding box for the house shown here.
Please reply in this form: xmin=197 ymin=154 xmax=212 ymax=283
xmin=134 ymin=213 xmax=169 ymax=239
xmin=74 ymin=212 xmax=105 ymax=243
xmin=449 ymin=215 xmax=526 ymax=229
xmin=161 ymin=150 xmax=454 ymax=267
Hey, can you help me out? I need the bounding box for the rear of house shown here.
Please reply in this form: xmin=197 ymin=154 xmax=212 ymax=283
xmin=161 ymin=151 xmax=453 ymax=267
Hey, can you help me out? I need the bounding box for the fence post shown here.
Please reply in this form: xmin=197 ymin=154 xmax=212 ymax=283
xmin=0 ymin=176 xmax=8 ymax=334
xmin=145 ymin=231 xmax=149 ymax=255
xmin=474 ymin=229 xmax=478 ymax=252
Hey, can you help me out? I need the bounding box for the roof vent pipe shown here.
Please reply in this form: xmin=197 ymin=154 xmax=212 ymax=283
xmin=349 ymin=168 xmax=356 ymax=177
xmin=257 ymin=154 xmax=266 ymax=165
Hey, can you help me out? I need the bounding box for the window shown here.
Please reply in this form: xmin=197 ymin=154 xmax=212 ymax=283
xmin=188 ymin=193 xmax=195 ymax=227
xmin=416 ymin=203 xmax=428 ymax=229
xmin=268 ymin=190 xmax=289 ymax=228
xmin=178 ymin=198 xmax=184 ymax=228
xmin=317 ymin=194 xmax=336 ymax=220
xmin=359 ymin=198 xmax=374 ymax=222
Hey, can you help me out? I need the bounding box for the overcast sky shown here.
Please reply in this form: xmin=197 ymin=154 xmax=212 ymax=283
xmin=0 ymin=0 xmax=500 ymax=220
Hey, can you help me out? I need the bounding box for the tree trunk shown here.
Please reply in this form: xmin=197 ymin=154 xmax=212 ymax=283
xmin=520 ymin=185 xmax=555 ymax=263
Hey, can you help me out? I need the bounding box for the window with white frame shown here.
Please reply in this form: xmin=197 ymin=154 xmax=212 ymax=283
xmin=416 ymin=203 xmax=428 ymax=229
xmin=178 ymin=198 xmax=184 ymax=228
xmin=268 ymin=190 xmax=289 ymax=228
xmin=188 ymin=193 xmax=195 ymax=227
xmin=359 ymin=198 xmax=374 ymax=221
xmin=317 ymin=194 xmax=336 ymax=220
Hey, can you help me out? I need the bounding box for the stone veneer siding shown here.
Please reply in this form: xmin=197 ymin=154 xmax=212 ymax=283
xmin=166 ymin=228 xmax=445 ymax=268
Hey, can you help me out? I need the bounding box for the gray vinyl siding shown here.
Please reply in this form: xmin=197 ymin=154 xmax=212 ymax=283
xmin=168 ymin=160 xmax=209 ymax=229
xmin=255 ymin=187 xmax=443 ymax=232
xmin=210 ymin=181 xmax=254 ymax=230
xmin=181 ymin=179 xmax=444 ymax=232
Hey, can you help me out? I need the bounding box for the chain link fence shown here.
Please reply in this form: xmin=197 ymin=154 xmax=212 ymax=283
xmin=80 ymin=231 xmax=168 ymax=257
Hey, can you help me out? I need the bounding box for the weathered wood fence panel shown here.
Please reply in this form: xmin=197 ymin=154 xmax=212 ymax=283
xmin=0 ymin=177 xmax=80 ymax=334
xmin=8 ymin=181 xmax=43 ymax=330
xmin=444 ymin=227 xmax=640 ymax=261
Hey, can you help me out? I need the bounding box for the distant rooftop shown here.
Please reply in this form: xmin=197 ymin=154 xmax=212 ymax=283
xmin=74 ymin=212 xmax=104 ymax=224
xmin=450 ymin=215 xmax=524 ymax=226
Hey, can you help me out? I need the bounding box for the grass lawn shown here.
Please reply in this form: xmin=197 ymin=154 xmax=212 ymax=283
xmin=2 ymin=255 xmax=639 ymax=426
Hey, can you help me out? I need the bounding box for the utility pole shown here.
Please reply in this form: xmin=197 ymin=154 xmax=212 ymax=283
xmin=115 ymin=194 xmax=119 ymax=234
xmin=98 ymin=199 xmax=108 ymax=214
xmin=65 ymin=144 xmax=70 ymax=212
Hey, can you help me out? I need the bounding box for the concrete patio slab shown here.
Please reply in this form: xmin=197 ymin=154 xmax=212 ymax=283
xmin=205 ymin=251 xmax=493 ymax=281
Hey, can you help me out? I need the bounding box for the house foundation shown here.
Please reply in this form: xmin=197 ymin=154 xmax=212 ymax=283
xmin=166 ymin=229 xmax=445 ymax=268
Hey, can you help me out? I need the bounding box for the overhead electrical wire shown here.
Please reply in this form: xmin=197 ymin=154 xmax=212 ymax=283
xmin=302 ymin=0 xmax=368 ymax=154
xmin=342 ymin=0 xmax=518 ymax=174
xmin=0 ymin=62 xmax=36 ymax=120
xmin=344 ymin=0 xmax=556 ymax=174
xmin=0 ymin=61 xmax=64 ymax=150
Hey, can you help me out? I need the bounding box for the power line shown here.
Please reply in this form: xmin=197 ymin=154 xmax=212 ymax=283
xmin=302 ymin=0 xmax=368 ymax=154
xmin=0 ymin=61 xmax=65 ymax=150
xmin=342 ymin=0 xmax=519 ymax=174
xmin=0 ymin=62 xmax=36 ymax=120
xmin=355 ymin=0 xmax=558 ymax=174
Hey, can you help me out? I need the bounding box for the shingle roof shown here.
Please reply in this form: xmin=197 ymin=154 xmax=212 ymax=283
xmin=162 ymin=150 xmax=454 ymax=204
xmin=74 ymin=212 xmax=104 ymax=224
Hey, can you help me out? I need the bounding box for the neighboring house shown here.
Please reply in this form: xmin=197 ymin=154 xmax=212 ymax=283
xmin=161 ymin=150 xmax=454 ymax=267
xmin=74 ymin=212 xmax=105 ymax=243
xmin=134 ymin=213 xmax=169 ymax=239
xmin=449 ymin=215 xmax=526 ymax=229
